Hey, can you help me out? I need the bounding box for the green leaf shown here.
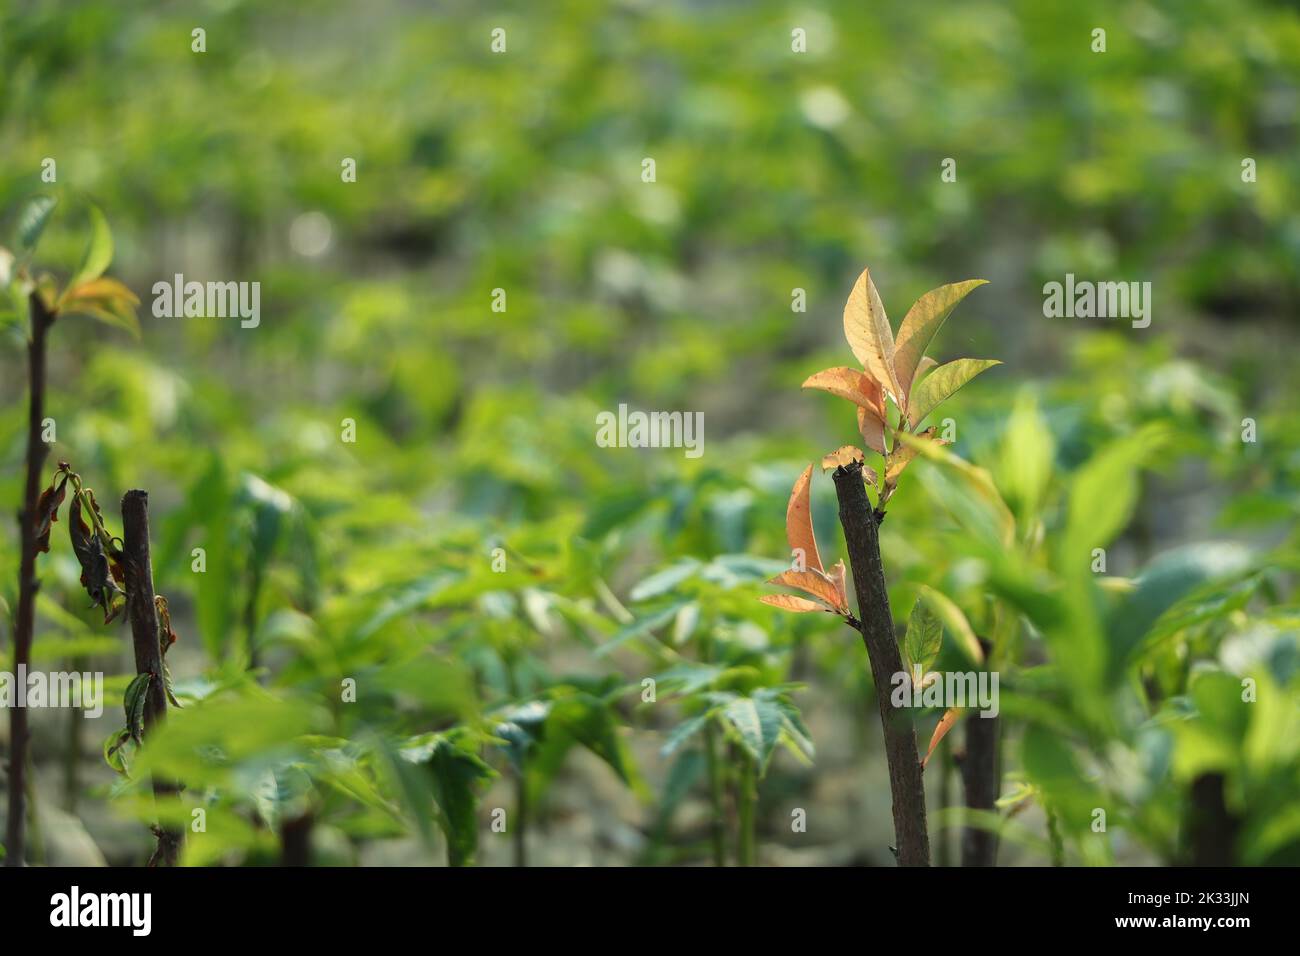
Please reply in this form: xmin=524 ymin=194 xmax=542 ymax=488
xmin=995 ymin=390 xmax=1055 ymax=524
xmin=1107 ymin=543 xmax=1254 ymax=680
xmin=904 ymin=598 xmax=943 ymax=675
xmin=424 ymin=737 xmax=494 ymax=867
xmin=894 ymin=279 xmax=987 ymax=397
xmin=594 ymin=600 xmax=688 ymax=656
xmin=103 ymin=728 xmax=134 ymax=776
xmin=629 ymin=558 xmax=701 ymax=601
xmin=123 ymin=672 xmax=153 ymax=743
xmin=916 ymin=584 xmax=983 ymax=665
xmin=906 ymin=434 xmax=1016 ymax=547
xmin=722 ymin=696 xmax=783 ymax=773
xmin=1061 ymin=425 xmax=1167 ymax=564
xmin=907 ymin=358 xmax=1001 ymax=427
xmin=15 ymin=195 xmax=57 ymax=253
xmin=70 ymin=205 xmax=112 ymax=288
xmin=661 ymin=713 xmax=710 ymax=757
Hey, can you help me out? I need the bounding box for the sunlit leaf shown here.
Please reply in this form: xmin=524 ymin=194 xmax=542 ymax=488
xmin=766 ymin=568 xmax=846 ymax=612
xmin=802 ymin=366 xmax=886 ymax=418
xmin=785 ymin=464 xmax=823 ymax=574
xmin=885 ymin=426 xmax=945 ymax=482
xmin=821 ymin=445 xmax=865 ymax=471
xmin=894 ymin=279 xmax=987 ymax=398
xmin=70 ymin=204 xmax=113 ymax=288
xmin=758 ymin=593 xmax=833 ymax=613
xmin=842 ymin=267 xmax=903 ymax=401
xmin=907 ymin=358 xmax=1001 ymax=427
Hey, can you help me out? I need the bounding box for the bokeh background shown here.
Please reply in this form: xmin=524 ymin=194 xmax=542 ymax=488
xmin=1 ymin=0 xmax=1298 ymax=866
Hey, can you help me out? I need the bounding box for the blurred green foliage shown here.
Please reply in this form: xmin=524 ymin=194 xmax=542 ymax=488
xmin=1 ymin=0 xmax=1298 ymax=866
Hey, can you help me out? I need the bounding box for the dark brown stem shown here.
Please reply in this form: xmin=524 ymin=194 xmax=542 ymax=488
xmin=6 ymin=293 xmax=54 ymax=867
xmin=1186 ymin=772 xmax=1238 ymax=866
xmin=832 ymin=461 xmax=930 ymax=866
xmin=280 ymin=812 xmax=314 ymax=866
xmin=121 ymin=490 xmax=182 ymax=866
xmin=960 ymin=716 xmax=1000 ymax=866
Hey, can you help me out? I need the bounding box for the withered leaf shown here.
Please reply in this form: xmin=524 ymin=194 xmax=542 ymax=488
xmin=34 ymin=473 xmax=69 ymax=554
xmin=70 ymin=494 xmax=124 ymax=624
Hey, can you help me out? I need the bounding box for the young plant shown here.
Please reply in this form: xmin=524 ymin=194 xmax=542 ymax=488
xmin=2 ymin=197 xmax=140 ymax=866
xmin=761 ymin=266 xmax=998 ymax=866
xmin=28 ymin=462 xmax=183 ymax=865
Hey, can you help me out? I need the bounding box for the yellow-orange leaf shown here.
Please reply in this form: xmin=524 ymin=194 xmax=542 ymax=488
xmin=885 ymin=427 xmax=946 ymax=482
xmin=759 ymin=593 xmax=833 ymax=614
xmin=785 ymin=464 xmax=823 ymax=575
xmin=923 ymin=707 xmax=963 ymax=768
xmin=767 ymin=568 xmax=846 ymax=613
xmin=63 ymin=276 xmax=140 ymax=307
xmin=843 ymin=267 xmax=903 ymax=404
xmin=821 ymin=445 xmax=865 ymax=471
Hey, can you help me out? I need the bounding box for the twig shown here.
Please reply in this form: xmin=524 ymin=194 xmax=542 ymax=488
xmin=6 ymin=292 xmax=54 ymax=867
xmin=832 ymin=460 xmax=930 ymax=866
xmin=121 ymin=490 xmax=183 ymax=866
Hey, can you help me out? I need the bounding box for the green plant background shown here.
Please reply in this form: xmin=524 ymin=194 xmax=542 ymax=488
xmin=1 ymin=0 xmax=1297 ymax=866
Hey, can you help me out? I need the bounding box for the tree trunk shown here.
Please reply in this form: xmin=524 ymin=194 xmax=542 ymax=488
xmin=6 ymin=293 xmax=54 ymax=867
xmin=832 ymin=462 xmax=930 ymax=866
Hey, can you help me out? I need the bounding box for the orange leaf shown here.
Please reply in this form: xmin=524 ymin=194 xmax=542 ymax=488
xmin=785 ymin=464 xmax=823 ymax=575
xmin=759 ymin=593 xmax=834 ymax=614
xmin=767 ymin=568 xmax=846 ymax=613
xmin=923 ymin=707 xmax=963 ymax=768
xmin=802 ymin=367 xmax=887 ymax=420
